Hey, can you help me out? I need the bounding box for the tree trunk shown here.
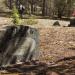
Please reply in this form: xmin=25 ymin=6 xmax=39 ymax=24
xmin=58 ymin=10 xmax=62 ymax=19
xmin=9 ymin=0 xmax=12 ymax=9
xmin=31 ymin=0 xmax=34 ymax=14
xmin=42 ymin=0 xmax=46 ymax=16
xmin=16 ymin=0 xmax=20 ymax=8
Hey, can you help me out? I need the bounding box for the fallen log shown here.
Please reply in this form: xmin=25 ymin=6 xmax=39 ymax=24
xmin=0 ymin=59 xmax=75 ymax=75
xmin=55 ymin=56 xmax=75 ymax=63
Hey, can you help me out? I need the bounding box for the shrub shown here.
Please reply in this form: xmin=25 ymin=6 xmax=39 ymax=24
xmin=12 ymin=6 xmax=21 ymax=25
xmin=26 ymin=19 xmax=38 ymax=25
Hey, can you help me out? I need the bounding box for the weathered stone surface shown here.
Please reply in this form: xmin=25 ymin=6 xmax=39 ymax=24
xmin=0 ymin=26 xmax=39 ymax=66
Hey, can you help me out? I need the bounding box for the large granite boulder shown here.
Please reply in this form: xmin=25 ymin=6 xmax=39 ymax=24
xmin=0 ymin=25 xmax=39 ymax=66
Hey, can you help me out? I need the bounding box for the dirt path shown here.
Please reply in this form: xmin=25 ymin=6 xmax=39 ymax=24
xmin=36 ymin=19 xmax=70 ymax=27
xmin=0 ymin=17 xmax=70 ymax=28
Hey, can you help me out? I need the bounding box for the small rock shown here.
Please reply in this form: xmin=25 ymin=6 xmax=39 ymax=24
xmin=53 ymin=21 xmax=60 ymax=26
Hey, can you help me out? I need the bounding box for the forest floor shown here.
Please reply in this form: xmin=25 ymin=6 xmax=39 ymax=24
xmin=0 ymin=17 xmax=75 ymax=75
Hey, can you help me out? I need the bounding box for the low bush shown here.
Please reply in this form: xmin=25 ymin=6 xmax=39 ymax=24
xmin=12 ymin=6 xmax=21 ymax=25
xmin=26 ymin=19 xmax=38 ymax=25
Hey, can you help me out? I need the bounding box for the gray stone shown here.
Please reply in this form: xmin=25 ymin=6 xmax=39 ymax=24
xmin=53 ymin=21 xmax=60 ymax=26
xmin=0 ymin=25 xmax=39 ymax=66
